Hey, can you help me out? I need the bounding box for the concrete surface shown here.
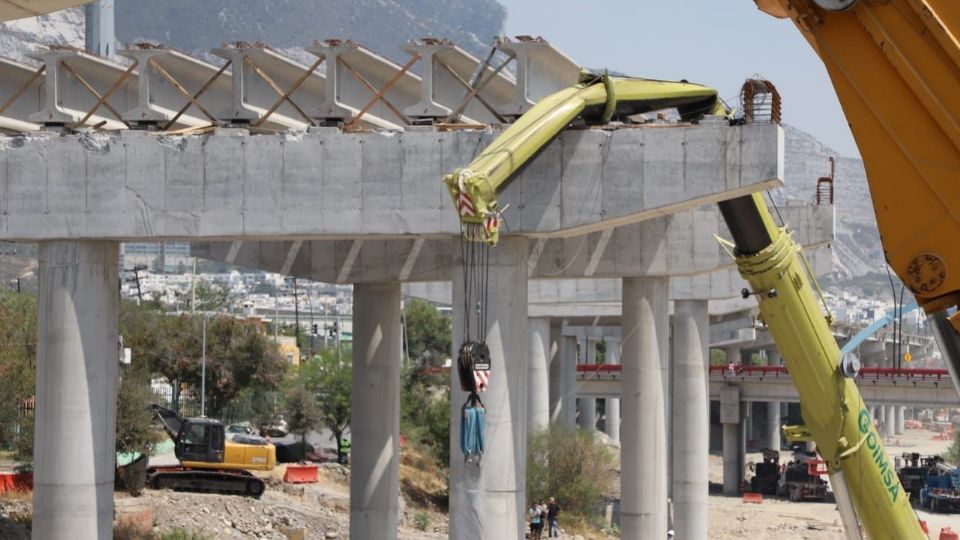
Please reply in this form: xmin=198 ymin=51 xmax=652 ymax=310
xmin=33 ymin=241 xmax=119 ymax=540
xmin=350 ymin=282 xmax=401 ymax=540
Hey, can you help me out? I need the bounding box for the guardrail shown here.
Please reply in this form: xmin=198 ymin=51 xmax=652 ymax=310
xmin=574 ymin=364 xmax=951 ymax=382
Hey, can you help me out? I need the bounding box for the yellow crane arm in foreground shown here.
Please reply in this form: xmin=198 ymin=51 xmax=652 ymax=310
xmin=718 ymin=192 xmax=924 ymax=539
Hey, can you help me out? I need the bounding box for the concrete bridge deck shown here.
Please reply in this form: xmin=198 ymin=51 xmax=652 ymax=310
xmin=575 ymin=364 xmax=957 ymax=406
xmin=0 ymin=34 xmax=838 ymax=540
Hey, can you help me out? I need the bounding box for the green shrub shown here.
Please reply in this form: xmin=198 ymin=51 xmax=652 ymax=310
xmin=413 ymin=511 xmax=430 ymax=531
xmin=527 ymin=426 xmax=615 ymax=519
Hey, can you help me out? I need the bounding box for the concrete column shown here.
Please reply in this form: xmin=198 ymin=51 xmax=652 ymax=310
xmin=548 ymin=322 xmax=563 ymax=424
xmin=725 ymin=346 xmax=741 ymax=365
xmin=722 ymin=423 xmax=741 ymax=496
xmin=744 ymin=401 xmax=754 ymax=445
xmin=528 ymin=317 xmax=551 ymax=434
xmin=877 ymin=405 xmax=886 ymax=424
xmin=621 ymin=277 xmax=669 ymax=539
xmin=670 ymin=300 xmax=709 ymax=539
xmin=555 ymin=335 xmax=577 ymax=429
xmin=766 ymin=348 xmax=782 ymax=452
xmin=604 ymin=337 xmax=621 ymax=444
xmin=578 ymin=335 xmax=596 ymax=432
xmin=579 ymin=395 xmax=597 ymax=432
xmin=449 ymin=238 xmax=528 ymax=540
xmin=895 ymin=406 xmax=905 ymax=435
xmin=885 ymin=405 xmax=896 ymax=437
xmin=34 ymin=241 xmax=119 ymax=540
xmin=351 ymin=282 xmax=402 ymax=540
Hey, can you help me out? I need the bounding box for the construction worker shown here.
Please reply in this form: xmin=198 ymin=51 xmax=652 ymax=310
xmin=338 ymin=436 xmax=351 ymax=465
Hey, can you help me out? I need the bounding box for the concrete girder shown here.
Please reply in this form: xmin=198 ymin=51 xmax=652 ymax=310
xmin=0 ymin=58 xmax=43 ymax=133
xmin=575 ymin=377 xmax=958 ymax=406
xmin=0 ymin=0 xmax=94 ymax=21
xmin=400 ymin=39 xmax=515 ymax=123
xmin=118 ymin=47 xmax=233 ymax=129
xmin=0 ymin=122 xmax=781 ymax=242
xmin=27 ymin=49 xmax=135 ymax=129
xmin=211 ymin=44 xmax=326 ymax=129
xmin=307 ymin=40 xmax=421 ymax=128
xmin=495 ymin=36 xmax=581 ymax=117
xmin=196 ymin=200 xmax=827 ymax=287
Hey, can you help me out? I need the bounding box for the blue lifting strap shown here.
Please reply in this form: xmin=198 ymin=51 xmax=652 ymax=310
xmin=460 ymin=393 xmax=485 ymax=464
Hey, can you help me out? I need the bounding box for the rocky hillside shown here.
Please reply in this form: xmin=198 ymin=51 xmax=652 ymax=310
xmin=0 ymin=0 xmax=504 ymax=65
xmin=779 ymin=125 xmax=885 ymax=280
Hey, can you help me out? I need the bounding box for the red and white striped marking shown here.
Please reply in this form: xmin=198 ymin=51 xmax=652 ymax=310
xmin=483 ymin=214 xmax=500 ymax=235
xmin=457 ymin=192 xmax=476 ymax=217
xmin=473 ymin=370 xmax=489 ymax=392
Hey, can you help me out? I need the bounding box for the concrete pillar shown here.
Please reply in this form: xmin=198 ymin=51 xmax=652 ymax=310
xmin=449 ymin=238 xmax=528 ymax=540
xmin=548 ymin=323 xmax=563 ymax=424
xmin=604 ymin=337 xmax=621 ymax=444
xmin=621 ymin=277 xmax=669 ymax=539
xmin=744 ymin=401 xmax=754 ymax=445
xmin=895 ymin=406 xmax=905 ymax=435
xmin=351 ymin=282 xmax=402 ymax=540
xmin=579 ymin=396 xmax=597 ymax=432
xmin=725 ymin=346 xmax=741 ymax=366
xmin=34 ymin=241 xmax=119 ymax=540
xmin=670 ymin=300 xmax=709 ymax=539
xmin=885 ymin=405 xmax=897 ymax=437
xmin=578 ymin=335 xmax=596 ymax=432
xmin=877 ymin=405 xmax=886 ymax=424
xmin=766 ymin=348 xmax=782 ymax=452
xmin=528 ymin=317 xmax=551 ymax=434
xmin=555 ymin=335 xmax=577 ymax=429
xmin=722 ymin=423 xmax=741 ymax=496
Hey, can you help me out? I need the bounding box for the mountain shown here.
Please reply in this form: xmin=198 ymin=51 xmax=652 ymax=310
xmin=0 ymin=0 xmax=504 ymax=65
xmin=779 ymin=124 xmax=884 ymax=281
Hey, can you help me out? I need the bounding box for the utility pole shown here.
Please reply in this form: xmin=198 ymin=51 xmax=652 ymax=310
xmin=190 ymin=258 xmax=197 ymax=313
xmin=201 ymin=314 xmax=207 ymax=417
xmin=293 ymin=278 xmax=301 ymax=354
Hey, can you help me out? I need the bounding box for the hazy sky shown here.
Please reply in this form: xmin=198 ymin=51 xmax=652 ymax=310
xmin=498 ymin=0 xmax=859 ymax=157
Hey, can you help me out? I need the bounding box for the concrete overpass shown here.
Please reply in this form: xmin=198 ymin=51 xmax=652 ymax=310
xmin=575 ymin=365 xmax=958 ymax=407
xmin=0 ymin=33 xmax=829 ymax=540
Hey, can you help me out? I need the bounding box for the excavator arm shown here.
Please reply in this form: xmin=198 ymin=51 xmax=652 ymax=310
xmin=149 ymin=404 xmax=184 ymax=443
xmin=444 ymin=72 xmax=728 ymax=244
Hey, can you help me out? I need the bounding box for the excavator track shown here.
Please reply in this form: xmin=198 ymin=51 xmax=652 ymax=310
xmin=147 ymin=466 xmax=265 ymax=498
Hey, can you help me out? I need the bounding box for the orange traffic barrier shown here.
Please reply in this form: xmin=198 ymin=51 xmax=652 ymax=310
xmin=0 ymin=472 xmax=32 ymax=492
xmin=742 ymin=492 xmax=763 ymax=504
xmin=283 ymin=464 xmax=318 ymax=484
xmin=941 ymin=527 xmax=959 ymax=540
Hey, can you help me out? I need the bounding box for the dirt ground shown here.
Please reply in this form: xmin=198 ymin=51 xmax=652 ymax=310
xmin=706 ymin=427 xmax=959 ymax=539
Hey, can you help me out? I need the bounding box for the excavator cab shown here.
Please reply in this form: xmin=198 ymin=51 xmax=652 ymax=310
xmin=176 ymin=418 xmax=226 ymax=464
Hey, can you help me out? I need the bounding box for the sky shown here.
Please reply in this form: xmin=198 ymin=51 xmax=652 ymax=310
xmin=497 ymin=0 xmax=859 ymax=157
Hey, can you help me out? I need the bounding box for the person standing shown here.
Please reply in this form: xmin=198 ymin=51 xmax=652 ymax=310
xmin=547 ymin=497 xmax=560 ymax=537
xmin=529 ymin=502 xmax=543 ymax=539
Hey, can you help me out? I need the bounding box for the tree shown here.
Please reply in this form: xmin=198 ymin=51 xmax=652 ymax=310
xmin=947 ymin=431 xmax=960 ymax=466
xmin=121 ymin=304 xmax=287 ymax=417
xmin=302 ymin=349 xmax=352 ymax=463
xmin=115 ymin=365 xmax=161 ymax=456
xmin=404 ymin=299 xmax=451 ymax=366
xmin=0 ymin=292 xmax=36 ymax=465
xmin=527 ymin=426 xmax=615 ymax=519
xmin=400 ymin=365 xmax=449 ymax=466
xmin=284 ymin=381 xmax=322 ymax=462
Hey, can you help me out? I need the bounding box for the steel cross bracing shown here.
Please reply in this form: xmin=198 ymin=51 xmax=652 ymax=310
xmin=0 ymin=36 xmax=579 ymax=135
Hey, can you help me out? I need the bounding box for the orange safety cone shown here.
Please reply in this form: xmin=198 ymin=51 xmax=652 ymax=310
xmin=283 ymin=464 xmax=319 ymax=484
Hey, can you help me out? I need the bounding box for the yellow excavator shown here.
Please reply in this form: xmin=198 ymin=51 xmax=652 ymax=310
xmin=147 ymin=404 xmax=276 ymax=497
xmin=445 ymin=2 xmax=960 ymax=537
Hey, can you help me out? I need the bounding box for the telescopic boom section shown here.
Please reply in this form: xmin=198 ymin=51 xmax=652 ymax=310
xmin=719 ymin=193 xmax=925 ymax=539
xmin=443 ymin=73 xmax=727 ymax=244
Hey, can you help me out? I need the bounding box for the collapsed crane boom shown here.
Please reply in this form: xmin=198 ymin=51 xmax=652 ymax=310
xmin=444 ymin=73 xmax=728 ymax=244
